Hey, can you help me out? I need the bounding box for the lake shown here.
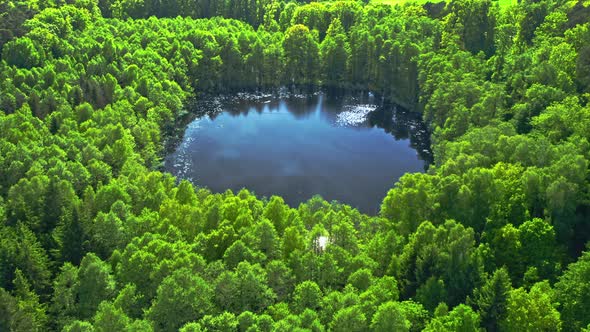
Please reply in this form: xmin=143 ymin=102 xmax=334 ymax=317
xmin=165 ymin=93 xmax=431 ymax=215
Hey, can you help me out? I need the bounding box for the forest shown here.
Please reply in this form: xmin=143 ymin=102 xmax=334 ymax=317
xmin=1 ymin=0 xmax=590 ymax=330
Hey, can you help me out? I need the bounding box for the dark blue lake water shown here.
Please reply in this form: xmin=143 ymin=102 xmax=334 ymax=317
xmin=165 ymin=94 xmax=430 ymax=214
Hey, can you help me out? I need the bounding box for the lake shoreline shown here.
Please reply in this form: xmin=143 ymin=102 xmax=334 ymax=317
xmin=161 ymin=89 xmax=429 ymax=162
xmin=162 ymin=93 xmax=431 ymax=214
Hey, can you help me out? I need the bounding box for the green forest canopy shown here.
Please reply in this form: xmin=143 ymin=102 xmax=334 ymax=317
xmin=1 ymin=0 xmax=590 ymax=330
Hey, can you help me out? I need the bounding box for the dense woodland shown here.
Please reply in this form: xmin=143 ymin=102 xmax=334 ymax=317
xmin=1 ymin=0 xmax=590 ymax=330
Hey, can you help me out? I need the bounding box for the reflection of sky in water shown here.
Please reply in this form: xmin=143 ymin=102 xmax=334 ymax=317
xmin=165 ymin=94 xmax=429 ymax=215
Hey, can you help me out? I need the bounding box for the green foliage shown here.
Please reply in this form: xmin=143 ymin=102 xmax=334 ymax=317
xmin=63 ymin=320 xmax=95 ymax=332
xmin=283 ymin=24 xmax=320 ymax=88
xmin=214 ymin=262 xmax=275 ymax=314
xmin=320 ymin=18 xmax=350 ymax=88
xmin=330 ymin=305 xmax=367 ymax=332
xmin=146 ymin=268 xmax=213 ymax=332
xmin=424 ymin=304 xmax=481 ymax=332
xmin=93 ymin=301 xmax=130 ymax=332
xmin=371 ymin=301 xmax=411 ymax=332
xmin=0 ymin=0 xmax=589 ymax=331
xmin=2 ymin=37 xmax=44 ymax=68
xmin=77 ymin=253 xmax=116 ymax=319
xmin=555 ymin=250 xmax=590 ymax=331
xmin=292 ymin=280 xmax=322 ymax=314
xmin=199 ymin=312 xmax=239 ymax=332
xmin=469 ymin=268 xmax=512 ymax=332
xmin=0 ymin=269 xmax=47 ymax=331
xmin=502 ymin=281 xmax=562 ymax=331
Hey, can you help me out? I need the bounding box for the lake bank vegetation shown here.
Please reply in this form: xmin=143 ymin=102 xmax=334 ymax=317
xmin=1 ymin=0 xmax=590 ymax=330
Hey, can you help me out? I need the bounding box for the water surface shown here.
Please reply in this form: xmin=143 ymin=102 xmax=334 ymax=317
xmin=165 ymin=94 xmax=430 ymax=214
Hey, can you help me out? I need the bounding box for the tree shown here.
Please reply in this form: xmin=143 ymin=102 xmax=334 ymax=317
xmin=281 ymin=226 xmax=305 ymax=260
xmin=223 ymin=240 xmax=255 ymax=269
xmin=320 ymin=18 xmax=350 ymax=88
xmin=63 ymin=320 xmax=96 ymax=332
xmin=199 ymin=312 xmax=239 ymax=332
xmin=282 ymin=24 xmax=320 ymax=88
xmin=518 ymin=218 xmax=560 ymax=280
xmin=502 ymin=281 xmax=561 ymax=332
xmin=254 ymin=219 xmax=280 ymax=260
xmin=489 ymin=224 xmax=523 ymax=281
xmin=358 ymin=276 xmax=400 ymax=319
xmin=113 ymin=284 xmax=143 ymax=320
xmin=371 ymin=301 xmax=411 ymax=332
xmin=329 ymin=305 xmax=367 ymax=332
xmin=89 ymin=209 xmax=128 ymax=259
xmin=263 ymin=196 xmax=289 ymax=234
xmin=51 ymin=262 xmax=80 ymax=329
xmin=215 ymin=262 xmax=275 ymax=314
xmin=266 ymin=261 xmax=295 ymax=303
xmin=555 ymin=251 xmax=590 ymax=331
xmin=77 ymin=253 xmax=116 ymax=319
xmin=299 ymin=308 xmax=323 ymax=331
xmin=396 ymin=301 xmax=430 ymax=332
xmin=398 ymin=220 xmax=481 ymax=307
xmin=218 ymin=37 xmax=244 ymax=91
xmin=348 ymin=25 xmax=373 ymax=88
xmin=147 ymin=268 xmax=213 ymax=332
xmin=347 ymin=268 xmax=373 ymax=292
xmin=0 ymin=223 xmax=51 ymax=295
xmin=53 ymin=202 xmax=86 ymax=265
xmin=292 ymin=281 xmax=322 ymax=314
xmin=93 ymin=301 xmax=130 ymax=332
xmin=445 ymin=0 xmax=496 ymax=56
xmin=0 ymin=288 xmax=17 ymax=331
xmin=175 ymin=180 xmax=197 ymax=206
xmin=576 ymin=45 xmax=590 ymax=92
xmin=517 ymin=0 xmax=548 ymax=45
xmin=179 ymin=322 xmax=203 ymax=332
xmin=0 ymin=269 xmax=47 ymax=331
xmin=380 ymin=173 xmax=436 ymax=236
xmin=2 ymin=37 xmax=44 ymax=69
xmin=415 ymin=277 xmax=447 ymax=313
xmin=469 ymin=268 xmax=512 ymax=332
xmin=424 ymin=304 xmax=480 ymax=332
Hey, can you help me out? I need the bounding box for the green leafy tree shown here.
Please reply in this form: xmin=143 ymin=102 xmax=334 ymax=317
xmin=371 ymin=301 xmax=411 ymax=332
xmin=396 ymin=301 xmax=430 ymax=332
xmin=469 ymin=268 xmax=512 ymax=332
xmin=283 ymin=24 xmax=320 ymax=88
xmin=2 ymin=37 xmax=44 ymax=69
xmin=347 ymin=268 xmax=373 ymax=292
xmin=329 ymin=305 xmax=367 ymax=332
xmin=518 ymin=218 xmax=560 ymax=280
xmin=292 ymin=281 xmax=322 ymax=314
xmin=77 ymin=253 xmax=116 ymax=319
xmin=320 ymin=18 xmax=350 ymax=88
xmin=215 ymin=262 xmax=275 ymax=314
xmin=0 ymin=223 xmax=51 ymax=295
xmin=179 ymin=322 xmax=203 ymax=332
xmin=502 ymin=281 xmax=561 ymax=332
xmin=555 ymin=250 xmax=590 ymax=331
xmin=147 ymin=268 xmax=213 ymax=332
xmin=415 ymin=277 xmax=447 ymax=313
xmin=199 ymin=312 xmax=239 ymax=332
xmin=93 ymin=301 xmax=130 ymax=332
xmin=0 ymin=269 xmax=47 ymax=331
xmin=424 ymin=304 xmax=480 ymax=332
xmin=266 ymin=260 xmax=295 ymax=303
xmin=52 ymin=202 xmax=86 ymax=265
xmin=63 ymin=320 xmax=96 ymax=332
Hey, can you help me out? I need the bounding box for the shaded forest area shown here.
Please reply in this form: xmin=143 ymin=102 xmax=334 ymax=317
xmin=1 ymin=0 xmax=590 ymax=331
